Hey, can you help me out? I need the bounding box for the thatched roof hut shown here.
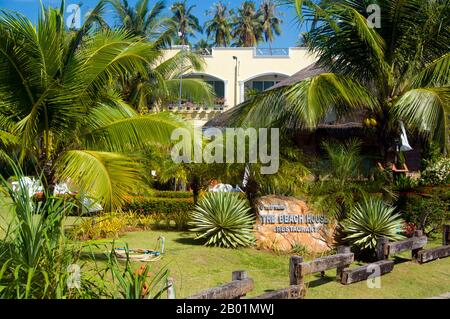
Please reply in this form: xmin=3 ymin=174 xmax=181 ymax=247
xmin=204 ymin=63 xmax=367 ymax=131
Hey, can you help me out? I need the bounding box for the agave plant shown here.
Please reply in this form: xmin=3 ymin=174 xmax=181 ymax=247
xmin=190 ymin=192 xmax=255 ymax=248
xmin=342 ymin=197 xmax=405 ymax=251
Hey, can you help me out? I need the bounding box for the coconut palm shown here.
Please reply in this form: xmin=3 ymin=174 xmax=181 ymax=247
xmin=232 ymin=1 xmax=263 ymax=47
xmin=259 ymin=0 xmax=283 ymax=50
xmin=169 ymin=1 xmax=203 ymax=46
xmin=204 ymin=2 xmax=233 ymax=47
xmin=229 ymin=0 xmax=450 ymax=155
xmin=0 ymin=2 xmax=187 ymax=210
xmin=107 ymin=0 xmax=174 ymax=48
xmin=120 ymin=48 xmax=215 ymax=112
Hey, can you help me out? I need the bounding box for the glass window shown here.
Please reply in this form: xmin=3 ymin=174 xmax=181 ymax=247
xmin=263 ymin=81 xmax=275 ymax=90
xmin=253 ymin=81 xmax=264 ymax=92
xmin=214 ymin=81 xmax=225 ymax=98
xmin=205 ymin=81 xmax=224 ymax=98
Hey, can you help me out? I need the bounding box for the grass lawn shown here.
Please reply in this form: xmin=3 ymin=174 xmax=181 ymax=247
xmin=1 ymin=201 xmax=449 ymax=299
xmin=90 ymin=229 xmax=450 ymax=299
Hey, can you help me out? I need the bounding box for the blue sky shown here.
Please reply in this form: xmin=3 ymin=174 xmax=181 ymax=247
xmin=0 ymin=0 xmax=303 ymax=47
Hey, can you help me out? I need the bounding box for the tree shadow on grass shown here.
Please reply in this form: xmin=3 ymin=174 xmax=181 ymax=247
xmin=306 ymin=274 xmax=335 ymax=288
xmin=174 ymin=236 xmax=206 ymax=246
xmin=392 ymin=256 xmax=412 ymax=265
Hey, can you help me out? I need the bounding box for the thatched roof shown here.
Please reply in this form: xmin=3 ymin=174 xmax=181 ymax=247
xmin=204 ymin=63 xmax=366 ymax=130
xmin=270 ymin=63 xmax=327 ymax=89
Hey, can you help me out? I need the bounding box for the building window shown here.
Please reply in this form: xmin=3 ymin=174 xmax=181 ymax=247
xmin=252 ymin=81 xmax=279 ymax=92
xmin=206 ymin=81 xmax=225 ymax=98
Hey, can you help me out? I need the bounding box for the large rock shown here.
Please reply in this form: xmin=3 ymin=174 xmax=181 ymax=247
xmin=255 ymin=195 xmax=334 ymax=253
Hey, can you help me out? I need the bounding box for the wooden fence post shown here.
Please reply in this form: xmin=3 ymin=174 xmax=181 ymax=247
xmin=289 ymin=256 xmax=304 ymax=287
xmin=336 ymin=246 xmax=351 ymax=282
xmin=376 ymin=237 xmax=389 ymax=260
xmin=443 ymin=225 xmax=450 ymax=246
xmin=412 ymin=230 xmax=424 ymax=261
xmin=167 ymin=277 xmax=176 ymax=299
xmin=232 ymin=271 xmax=248 ymax=299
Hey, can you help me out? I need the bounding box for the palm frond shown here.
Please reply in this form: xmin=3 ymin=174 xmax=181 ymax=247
xmin=82 ymin=110 xmax=186 ymax=151
xmin=55 ymin=150 xmax=144 ymax=211
xmin=231 ymin=73 xmax=378 ymax=129
xmin=164 ymin=79 xmax=214 ymax=105
xmin=411 ymin=53 xmax=450 ymax=88
xmin=391 ymin=87 xmax=450 ymax=153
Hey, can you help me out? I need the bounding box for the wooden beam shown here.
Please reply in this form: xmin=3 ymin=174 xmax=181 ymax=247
xmin=299 ymin=253 xmax=354 ymax=276
xmin=341 ymin=261 xmax=394 ymax=285
xmin=387 ymin=236 xmax=427 ymax=255
xmin=417 ymin=246 xmax=450 ymax=264
xmin=376 ymin=237 xmax=389 ymax=260
xmin=252 ymin=285 xmax=305 ymax=299
xmin=187 ymin=271 xmax=254 ymax=299
xmin=336 ymin=246 xmax=351 ymax=282
xmin=289 ymin=256 xmax=304 ymax=286
xmin=232 ymin=271 xmax=248 ymax=299
xmin=443 ymin=225 xmax=450 ymax=246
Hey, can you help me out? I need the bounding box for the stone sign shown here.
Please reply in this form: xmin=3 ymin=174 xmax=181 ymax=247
xmin=255 ymin=195 xmax=334 ymax=253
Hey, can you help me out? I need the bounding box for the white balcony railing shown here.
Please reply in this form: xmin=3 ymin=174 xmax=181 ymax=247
xmin=255 ymin=48 xmax=289 ymax=56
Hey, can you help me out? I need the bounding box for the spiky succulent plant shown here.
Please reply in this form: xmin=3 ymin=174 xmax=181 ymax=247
xmin=342 ymin=197 xmax=405 ymax=251
xmin=190 ymin=192 xmax=255 ymax=248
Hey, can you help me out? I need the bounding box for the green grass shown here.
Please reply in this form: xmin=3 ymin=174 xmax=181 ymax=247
xmin=1 ymin=202 xmax=449 ymax=299
xmin=90 ymin=229 xmax=450 ymax=299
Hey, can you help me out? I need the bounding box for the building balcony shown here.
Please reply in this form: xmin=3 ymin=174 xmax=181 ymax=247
xmin=167 ymin=100 xmax=228 ymax=113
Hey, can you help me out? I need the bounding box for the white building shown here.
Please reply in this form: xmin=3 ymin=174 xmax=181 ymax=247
xmin=162 ymin=47 xmax=317 ymax=126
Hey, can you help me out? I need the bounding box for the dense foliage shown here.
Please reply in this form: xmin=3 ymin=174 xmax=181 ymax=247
xmin=420 ymin=157 xmax=450 ymax=186
xmin=229 ymin=0 xmax=450 ymax=155
xmin=123 ymin=196 xmax=195 ymax=230
xmin=397 ymin=187 xmax=450 ymax=237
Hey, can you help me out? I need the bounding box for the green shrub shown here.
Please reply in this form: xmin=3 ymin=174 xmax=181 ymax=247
xmin=123 ymin=197 xmax=194 ymax=230
xmin=420 ymin=157 xmax=450 ymax=186
xmin=153 ymin=191 xmax=193 ymax=198
xmin=342 ymin=197 xmax=405 ymax=252
xmin=71 ymin=212 xmax=129 ymax=240
xmin=190 ymin=192 xmax=255 ymax=248
xmin=398 ymin=193 xmax=449 ymax=237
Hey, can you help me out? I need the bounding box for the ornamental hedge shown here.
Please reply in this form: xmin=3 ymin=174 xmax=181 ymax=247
xmin=123 ymin=196 xmax=194 ymax=230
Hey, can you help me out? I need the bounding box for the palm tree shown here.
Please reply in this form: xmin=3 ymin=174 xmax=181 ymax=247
xmin=259 ymin=0 xmax=283 ymax=51
xmin=229 ymin=0 xmax=450 ymax=156
xmin=169 ymin=1 xmax=203 ymax=46
xmin=123 ymin=49 xmax=215 ymax=112
xmin=106 ymin=1 xmax=214 ymax=113
xmin=0 ymin=2 xmax=186 ymax=210
xmin=107 ymin=0 xmax=174 ymax=48
xmin=204 ymin=2 xmax=233 ymax=47
xmin=232 ymin=1 xmax=263 ymax=47
xmin=193 ymin=39 xmax=212 ymax=55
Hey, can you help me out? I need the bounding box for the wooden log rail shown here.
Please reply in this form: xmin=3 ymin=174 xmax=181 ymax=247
xmin=290 ymin=246 xmax=354 ymax=289
xmin=341 ymin=260 xmax=394 ymax=285
xmin=443 ymin=225 xmax=450 ymax=246
xmin=417 ymin=246 xmax=450 ymax=264
xmin=376 ymin=230 xmax=427 ymax=261
xmin=186 ymin=271 xmax=254 ymax=299
xmin=252 ymin=285 xmax=304 ymax=299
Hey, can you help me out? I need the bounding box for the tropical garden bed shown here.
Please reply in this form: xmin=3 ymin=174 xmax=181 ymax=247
xmin=0 ymin=0 xmax=449 ymax=300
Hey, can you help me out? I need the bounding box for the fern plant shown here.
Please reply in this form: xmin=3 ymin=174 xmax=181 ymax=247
xmin=342 ymin=197 xmax=405 ymax=251
xmin=190 ymin=192 xmax=255 ymax=248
